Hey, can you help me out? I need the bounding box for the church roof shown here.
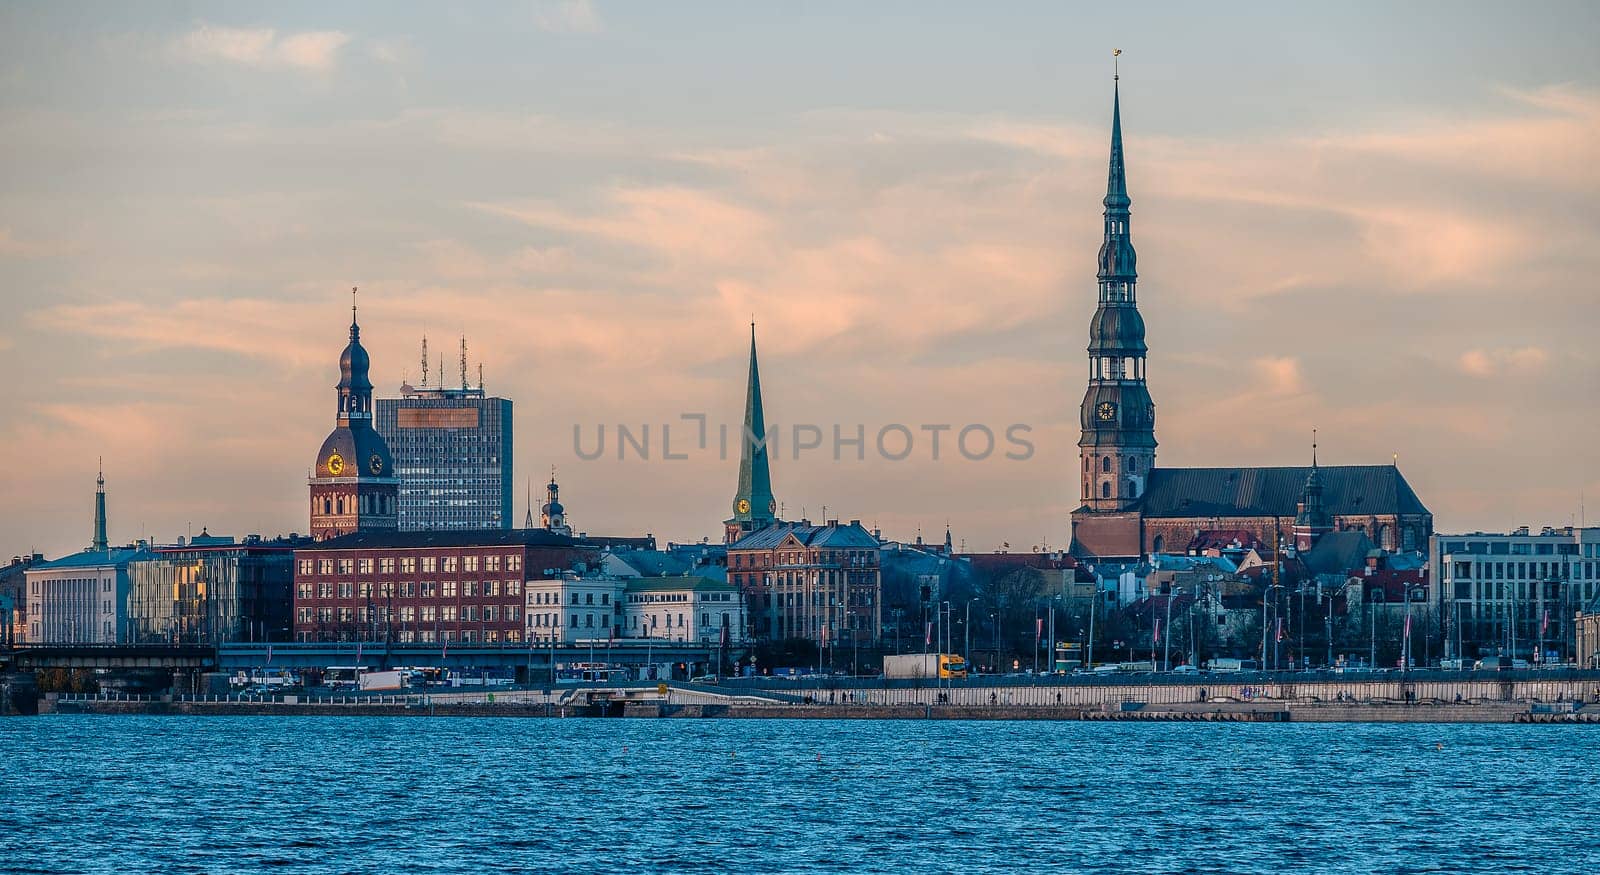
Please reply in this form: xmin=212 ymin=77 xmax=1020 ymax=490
xmin=729 ymin=521 xmax=878 ymax=551
xmin=1137 ymin=465 xmax=1430 ymax=519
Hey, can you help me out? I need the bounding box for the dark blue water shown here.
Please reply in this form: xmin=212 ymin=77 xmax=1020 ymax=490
xmin=3 ymin=716 xmax=1598 ymax=874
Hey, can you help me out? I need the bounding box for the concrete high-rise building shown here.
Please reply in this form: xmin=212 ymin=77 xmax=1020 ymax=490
xmin=376 ymin=336 xmax=513 ymax=531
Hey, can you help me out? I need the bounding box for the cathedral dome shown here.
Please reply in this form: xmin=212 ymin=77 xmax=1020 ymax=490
xmin=314 ymin=425 xmax=393 ymax=480
xmin=1087 ymin=305 xmax=1147 ymax=354
xmin=339 ymin=338 xmax=373 ymax=392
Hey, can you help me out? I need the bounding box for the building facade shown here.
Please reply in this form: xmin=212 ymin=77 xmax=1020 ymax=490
xmin=126 ymin=536 xmax=304 ymax=644
xmin=622 ymin=576 xmax=744 ymax=645
xmin=1067 ymin=79 xmax=1432 ymax=560
xmin=291 ymin=530 xmax=605 ymax=643
xmin=25 ymin=548 xmax=149 ymax=643
xmin=1433 ymin=526 xmax=1600 ymax=662
xmin=728 ymin=520 xmax=881 ymax=646
xmin=376 ymin=370 xmax=513 ymax=531
xmin=0 ymin=553 xmax=43 ymax=645
xmin=309 ymin=293 xmax=399 ymax=541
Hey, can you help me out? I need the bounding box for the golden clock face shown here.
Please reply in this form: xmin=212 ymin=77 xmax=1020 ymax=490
xmin=1096 ymin=401 xmax=1117 ymax=422
xmin=326 ymin=452 xmax=345 ymax=476
xmin=736 ymin=499 xmax=751 ymax=514
xmin=368 ymin=454 xmax=383 ymax=475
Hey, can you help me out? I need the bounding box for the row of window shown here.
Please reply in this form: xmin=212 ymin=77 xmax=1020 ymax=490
xmin=1449 ymin=561 xmax=1595 ymax=582
xmin=299 ymin=554 xmax=524 ymax=576
xmin=297 ymin=604 xmax=523 ymax=624
xmin=298 ymin=630 xmax=521 ymax=643
xmin=297 ymin=580 xmax=524 ymax=600
xmin=729 ymin=551 xmax=878 ymax=569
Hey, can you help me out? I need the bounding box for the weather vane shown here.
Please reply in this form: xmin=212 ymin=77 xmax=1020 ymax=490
xmin=1113 ymin=48 xmax=1121 ymax=80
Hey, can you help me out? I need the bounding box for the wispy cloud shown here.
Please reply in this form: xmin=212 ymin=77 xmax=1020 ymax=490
xmin=534 ymin=0 xmax=603 ymax=34
xmin=174 ymin=25 xmax=350 ymax=73
xmin=1457 ymin=346 xmax=1550 ymax=377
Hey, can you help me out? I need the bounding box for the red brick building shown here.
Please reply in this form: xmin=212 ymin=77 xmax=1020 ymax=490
xmin=727 ymin=520 xmax=881 ymax=645
xmin=291 ymin=530 xmax=649 ymax=643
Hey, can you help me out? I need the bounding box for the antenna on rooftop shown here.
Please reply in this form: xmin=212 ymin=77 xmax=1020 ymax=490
xmin=478 ymin=362 xmax=484 ymax=391
xmin=420 ymin=335 xmax=429 ymax=388
xmin=459 ymin=335 xmax=468 ymax=390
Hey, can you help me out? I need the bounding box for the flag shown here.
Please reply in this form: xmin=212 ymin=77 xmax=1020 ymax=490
xmin=264 ymin=644 xmax=273 ymax=665
xmin=441 ymin=639 xmax=448 ymax=661
xmin=1403 ymin=613 xmax=1412 ymax=646
xmin=1274 ymin=617 xmax=1284 ymax=643
xmin=355 ymin=642 xmax=363 ymax=662
xmin=925 ymin=622 xmax=932 ymax=647
xmin=1036 ymin=618 xmax=1044 ymax=639
xmin=1542 ymin=610 xmax=1550 ymax=634
xmin=1153 ymin=619 xmax=1161 ymax=645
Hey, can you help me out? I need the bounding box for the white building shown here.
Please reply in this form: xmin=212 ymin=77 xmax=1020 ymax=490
xmin=622 ymin=576 xmax=745 ymax=645
xmin=1432 ymin=526 xmax=1600 ymax=662
xmin=525 ymin=573 xmax=746 ymax=646
xmin=25 ymin=547 xmax=150 ymax=644
xmin=525 ymin=572 xmax=620 ymax=644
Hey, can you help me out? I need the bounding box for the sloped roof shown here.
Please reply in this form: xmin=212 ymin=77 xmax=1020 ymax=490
xmin=301 ymin=528 xmax=592 ymax=550
xmin=729 ymin=521 xmax=879 ymax=551
xmin=1138 ymin=465 xmax=1430 ymax=519
xmin=609 ymin=549 xmax=692 ymax=577
xmin=1304 ymin=531 xmax=1378 ymax=576
xmin=30 ymin=547 xmax=151 ymax=571
xmin=624 ymin=575 xmax=736 ymax=594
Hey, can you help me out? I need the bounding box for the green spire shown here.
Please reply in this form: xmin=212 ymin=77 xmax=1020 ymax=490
xmin=92 ymin=458 xmax=108 ymax=552
xmin=731 ymin=322 xmax=776 ymax=529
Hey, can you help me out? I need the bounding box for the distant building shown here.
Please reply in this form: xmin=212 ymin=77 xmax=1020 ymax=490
xmin=1577 ymin=603 xmax=1600 ymax=669
xmin=1066 ymin=79 xmax=1433 ymax=560
xmin=536 ymin=474 xmax=570 ymax=536
xmin=126 ymin=533 xmax=307 ymax=644
xmin=309 ymin=293 xmax=398 ymax=541
xmin=25 ymin=547 xmax=151 ymax=643
xmin=728 ymin=520 xmax=881 ymax=646
xmin=1433 ymin=526 xmax=1600 ymax=662
xmin=0 ymin=553 xmax=44 ymax=645
xmin=523 ymin=573 xmax=746 ymax=647
xmin=290 ymin=529 xmax=648 ymax=643
xmin=376 ymin=341 xmax=513 ymax=531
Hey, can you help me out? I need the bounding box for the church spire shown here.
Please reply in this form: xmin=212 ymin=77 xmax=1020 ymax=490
xmin=727 ymin=322 xmax=777 ymax=541
xmin=92 ymin=458 xmax=107 ymax=552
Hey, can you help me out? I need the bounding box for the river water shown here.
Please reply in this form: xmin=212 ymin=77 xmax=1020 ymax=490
xmin=3 ymin=716 xmax=1597 ymax=873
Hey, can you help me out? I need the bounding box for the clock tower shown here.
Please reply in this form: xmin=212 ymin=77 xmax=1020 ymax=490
xmin=1078 ymin=77 xmax=1156 ymax=512
xmin=309 ymin=289 xmax=398 ymax=541
xmin=725 ymin=323 xmax=778 ymax=543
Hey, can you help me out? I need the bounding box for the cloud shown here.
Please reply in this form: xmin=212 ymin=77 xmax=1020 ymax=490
xmin=174 ymin=25 xmax=350 ymax=73
xmin=0 ymin=227 xmax=76 ymax=258
xmin=1457 ymin=346 xmax=1550 ymax=377
xmin=1252 ymin=357 xmax=1306 ymax=396
xmin=534 ymin=0 xmax=603 ymax=34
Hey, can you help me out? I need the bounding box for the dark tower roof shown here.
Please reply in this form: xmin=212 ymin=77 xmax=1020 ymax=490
xmin=92 ymin=458 xmax=107 ymax=552
xmin=729 ymin=323 xmax=777 ymax=529
xmin=314 ymin=289 xmax=393 ymax=480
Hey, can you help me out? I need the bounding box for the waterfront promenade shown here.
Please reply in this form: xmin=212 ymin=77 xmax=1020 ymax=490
xmin=38 ymin=669 xmax=1600 ymax=724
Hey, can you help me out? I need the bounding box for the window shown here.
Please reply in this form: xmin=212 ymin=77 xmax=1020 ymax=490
xmin=572 ymin=613 xmax=579 ymax=628
xmin=506 ymin=606 xmax=520 ymax=622
xmin=422 ymin=606 xmax=436 ymax=622
xmin=400 ymin=582 xmax=415 ymax=598
xmin=506 ymin=581 xmax=521 ymax=597
xmin=463 ymin=556 xmax=479 ymax=573
xmin=357 ymin=558 xmax=374 ymax=574
xmin=442 ymin=557 xmax=458 ymax=573
xmin=298 ymin=559 xmax=314 ymax=576
xmin=1101 ymin=456 xmax=1111 ymax=473
xmin=297 ymin=583 xmax=313 ymax=599
xmin=318 ymin=559 xmax=334 ymax=575
xmin=1101 ymin=482 xmax=1111 ymax=499
xmin=421 ymin=581 xmax=437 ymax=598
xmin=380 ymin=558 xmax=396 ymax=574
xmin=507 ymin=554 xmax=522 ymax=572
xmin=484 ymin=605 xmax=497 ymax=622
xmin=400 ymin=606 xmax=416 ymax=623
xmin=318 ymin=582 xmax=334 ymax=598
xmin=442 ymin=581 xmax=458 ymax=598
xmin=357 ymin=582 xmax=372 ymax=599
xmin=463 ymin=581 xmax=478 ymax=597
xmin=585 ymin=593 xmax=594 ymax=605
xmin=401 ymin=557 xmax=417 ymax=574
xmin=337 ymin=558 xmax=355 ymax=575
xmin=485 ymin=580 xmax=500 ymax=597
xmin=297 ymin=607 xmax=312 ymax=623
xmin=441 ymin=606 xmax=457 ymax=621
xmin=571 ymin=593 xmax=580 ymax=605
xmin=421 ymin=557 xmax=437 ymax=573
xmin=485 ymin=555 xmax=501 ymax=572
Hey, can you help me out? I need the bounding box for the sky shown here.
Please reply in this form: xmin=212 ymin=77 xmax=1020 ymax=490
xmin=1 ymin=1 xmax=1597 ymax=559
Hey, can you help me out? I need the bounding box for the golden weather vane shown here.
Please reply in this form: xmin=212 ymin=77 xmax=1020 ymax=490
xmin=1114 ymin=48 xmax=1122 ymax=80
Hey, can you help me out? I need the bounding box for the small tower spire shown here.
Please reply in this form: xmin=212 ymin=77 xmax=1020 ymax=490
xmin=92 ymin=457 xmax=108 ymax=552
xmin=420 ymin=334 xmax=429 ymax=388
xmin=523 ymin=477 xmax=534 ymax=528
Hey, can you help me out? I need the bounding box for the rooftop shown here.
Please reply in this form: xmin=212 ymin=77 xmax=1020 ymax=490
xmin=1137 ymin=465 xmax=1430 ymax=519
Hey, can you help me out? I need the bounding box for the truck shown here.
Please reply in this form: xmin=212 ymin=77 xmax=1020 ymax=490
xmin=1204 ymin=658 xmax=1260 ymax=673
xmin=357 ymin=670 xmax=407 ymax=692
xmin=883 ymin=653 xmax=968 ymax=680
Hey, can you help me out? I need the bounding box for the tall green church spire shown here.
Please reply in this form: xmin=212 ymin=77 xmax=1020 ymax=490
xmin=727 ymin=322 xmax=777 ymax=541
xmin=92 ymin=457 xmax=108 ymax=552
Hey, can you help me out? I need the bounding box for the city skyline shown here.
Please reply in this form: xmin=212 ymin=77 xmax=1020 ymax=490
xmin=3 ymin=3 xmax=1599 ymax=558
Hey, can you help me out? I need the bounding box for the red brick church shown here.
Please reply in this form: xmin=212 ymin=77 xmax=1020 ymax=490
xmin=1068 ymin=79 xmax=1432 ymax=560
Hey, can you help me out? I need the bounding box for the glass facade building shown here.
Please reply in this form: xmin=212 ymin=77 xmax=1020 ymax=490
xmin=376 ymin=386 xmax=514 ymax=531
xmin=126 ymin=540 xmax=301 ymax=644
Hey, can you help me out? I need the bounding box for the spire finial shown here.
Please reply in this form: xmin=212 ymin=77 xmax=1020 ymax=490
xmin=1312 ymin=428 xmax=1318 ymax=468
xmin=351 ymin=285 xmax=358 ymax=322
xmin=1113 ymin=47 xmax=1121 ymax=81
